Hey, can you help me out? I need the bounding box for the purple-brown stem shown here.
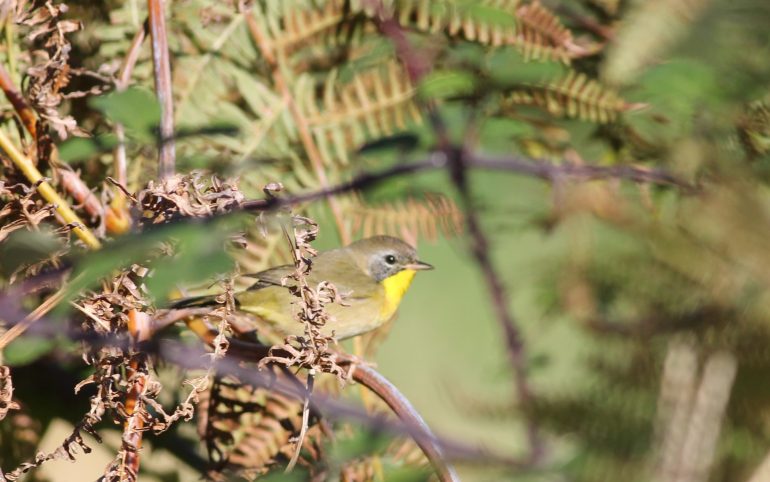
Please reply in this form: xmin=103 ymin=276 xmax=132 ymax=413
xmin=448 ymin=146 xmax=543 ymax=461
xmin=147 ymin=0 xmax=175 ymax=180
xmin=367 ymin=1 xmax=545 ymax=459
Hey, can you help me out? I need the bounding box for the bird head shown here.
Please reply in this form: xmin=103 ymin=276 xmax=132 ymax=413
xmin=346 ymin=235 xmax=433 ymax=283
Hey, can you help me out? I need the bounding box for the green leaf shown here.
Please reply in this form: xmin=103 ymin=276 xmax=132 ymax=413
xmin=625 ymin=58 xmax=719 ymax=144
xmin=3 ymin=336 xmax=56 ymax=365
xmin=58 ymin=133 xmax=119 ymax=163
xmin=90 ymin=87 xmax=161 ymax=139
xmin=479 ymin=117 xmax=536 ymax=152
xmin=418 ymin=70 xmax=477 ymax=100
xmin=459 ymin=2 xmax=517 ymax=29
xmin=379 ymin=465 xmax=432 ymax=482
xmin=0 ymin=229 xmax=64 ymax=277
xmin=357 ymin=133 xmax=420 ymax=156
xmin=329 ymin=429 xmax=393 ymax=462
xmin=145 ymin=229 xmax=235 ymax=303
xmin=66 ymin=219 xmax=240 ymax=303
xmin=486 ymin=48 xmax=566 ymax=86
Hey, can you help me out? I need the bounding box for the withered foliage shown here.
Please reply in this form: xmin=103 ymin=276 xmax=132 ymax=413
xmin=136 ymin=173 xmax=244 ymax=226
xmin=13 ymin=0 xmax=89 ymax=139
xmin=200 ymin=378 xmax=325 ymax=479
xmin=0 ymin=366 xmax=21 ymax=421
xmin=259 ymin=215 xmax=349 ymax=382
xmin=0 ymin=179 xmax=55 ymax=244
xmin=2 ymin=0 xmax=769 ymax=482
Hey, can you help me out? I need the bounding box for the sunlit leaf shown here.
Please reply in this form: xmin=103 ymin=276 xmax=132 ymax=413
xmin=418 ymin=70 xmax=476 ymax=100
xmin=90 ymin=87 xmax=161 ymax=139
xmin=3 ymin=336 xmax=56 ymax=365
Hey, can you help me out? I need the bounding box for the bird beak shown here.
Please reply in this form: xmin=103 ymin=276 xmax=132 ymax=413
xmin=405 ymin=260 xmax=434 ymax=271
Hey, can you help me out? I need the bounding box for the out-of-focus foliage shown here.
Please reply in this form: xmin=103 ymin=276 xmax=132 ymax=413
xmin=1 ymin=0 xmax=770 ymax=481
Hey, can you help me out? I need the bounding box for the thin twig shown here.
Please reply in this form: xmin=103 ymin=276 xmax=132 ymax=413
xmin=0 ymin=129 xmax=101 ymax=249
xmin=114 ymin=18 xmax=149 ymax=187
xmin=147 ymin=0 xmax=175 ymax=179
xmin=0 ymin=283 xmax=68 ymax=350
xmin=239 ymin=151 xmax=688 ymax=213
xmin=349 ymin=363 xmax=461 ymax=482
xmin=472 ymin=152 xmax=688 ymax=187
xmin=106 ymin=19 xmax=148 ymax=236
xmin=286 ymin=370 xmax=315 ymax=473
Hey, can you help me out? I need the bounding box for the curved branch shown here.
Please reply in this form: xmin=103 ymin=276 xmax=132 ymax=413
xmin=347 ymin=362 xmax=460 ymax=482
xmin=179 ymin=322 xmax=459 ymax=481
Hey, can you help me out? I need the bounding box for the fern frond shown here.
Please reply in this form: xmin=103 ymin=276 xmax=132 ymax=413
xmin=226 ymin=391 xmax=303 ymax=471
xmin=298 ymin=61 xmax=421 ymax=165
xmin=345 ymin=193 xmax=464 ymax=243
xmin=201 ymin=377 xmax=317 ymax=478
xmin=254 ymin=0 xmax=347 ymax=55
xmin=339 ymin=438 xmax=429 ymax=481
xmin=504 ymin=70 xmax=641 ymax=123
xmin=516 ymin=1 xmax=588 ymax=62
xmin=340 ymin=457 xmax=379 ymax=482
xmin=352 ymin=0 xmax=585 ymax=63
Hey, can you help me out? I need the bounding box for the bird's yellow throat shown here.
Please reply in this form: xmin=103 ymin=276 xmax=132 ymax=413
xmin=380 ymin=269 xmax=417 ymax=319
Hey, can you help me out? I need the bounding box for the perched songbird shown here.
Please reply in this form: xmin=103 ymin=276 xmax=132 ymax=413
xmin=172 ymin=235 xmax=433 ymax=340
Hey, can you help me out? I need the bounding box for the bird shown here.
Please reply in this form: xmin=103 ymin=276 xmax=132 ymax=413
xmin=171 ymin=235 xmax=433 ymax=341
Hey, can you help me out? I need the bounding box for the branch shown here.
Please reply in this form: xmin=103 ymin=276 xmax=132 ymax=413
xmin=147 ymin=0 xmax=175 ymax=179
xmin=450 ymin=147 xmax=543 ymax=459
xmin=348 ymin=363 xmax=461 ymax=482
xmin=165 ymin=338 xmax=465 ymax=481
xmin=172 ymin=314 xmax=460 ymax=480
xmin=472 ymin=152 xmax=689 ymax=188
xmin=239 ymin=150 xmax=689 ymax=213
xmin=0 ymin=129 xmax=101 ymax=249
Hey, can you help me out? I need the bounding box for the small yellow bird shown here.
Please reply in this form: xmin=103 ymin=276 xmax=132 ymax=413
xmin=172 ymin=236 xmax=433 ymax=340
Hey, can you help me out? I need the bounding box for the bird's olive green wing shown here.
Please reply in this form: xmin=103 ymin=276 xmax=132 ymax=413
xmin=169 ymin=264 xmax=294 ymax=309
xmin=236 ymin=249 xmax=386 ymax=339
xmin=172 ymin=247 xmax=387 ymax=339
xmin=242 ymin=264 xmax=295 ymax=290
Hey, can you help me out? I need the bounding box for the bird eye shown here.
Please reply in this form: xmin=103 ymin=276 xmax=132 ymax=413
xmin=385 ymin=254 xmax=397 ymax=265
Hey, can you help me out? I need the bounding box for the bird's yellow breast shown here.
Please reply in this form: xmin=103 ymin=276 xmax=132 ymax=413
xmin=379 ymin=269 xmax=417 ymax=320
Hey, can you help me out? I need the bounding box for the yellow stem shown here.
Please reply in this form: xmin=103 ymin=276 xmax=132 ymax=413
xmin=0 ymin=129 xmax=101 ymax=249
